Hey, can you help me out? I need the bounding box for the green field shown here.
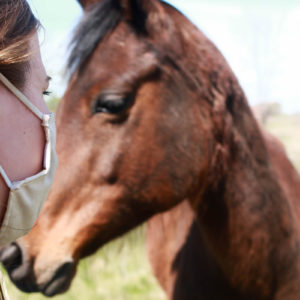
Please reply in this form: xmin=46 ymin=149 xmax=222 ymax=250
xmin=2 ymin=113 xmax=300 ymax=300
xmin=2 ymin=227 xmax=166 ymax=300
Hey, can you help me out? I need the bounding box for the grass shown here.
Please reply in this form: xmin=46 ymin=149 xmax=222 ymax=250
xmin=1 ymin=112 xmax=300 ymax=300
xmin=2 ymin=227 xmax=166 ymax=300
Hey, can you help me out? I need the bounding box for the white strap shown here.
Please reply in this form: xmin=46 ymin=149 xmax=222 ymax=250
xmin=0 ymin=73 xmax=43 ymax=120
xmin=0 ymin=166 xmax=12 ymax=189
xmin=0 ymin=270 xmax=9 ymax=300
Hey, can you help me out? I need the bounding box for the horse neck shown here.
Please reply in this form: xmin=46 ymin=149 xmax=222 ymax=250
xmin=195 ymin=86 xmax=300 ymax=298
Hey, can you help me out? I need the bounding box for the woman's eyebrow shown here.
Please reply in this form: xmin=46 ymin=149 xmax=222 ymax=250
xmin=46 ymin=76 xmax=52 ymax=82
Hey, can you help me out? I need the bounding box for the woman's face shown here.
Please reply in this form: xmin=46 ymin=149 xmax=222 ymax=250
xmin=24 ymin=33 xmax=51 ymax=113
xmin=0 ymin=32 xmax=51 ymax=222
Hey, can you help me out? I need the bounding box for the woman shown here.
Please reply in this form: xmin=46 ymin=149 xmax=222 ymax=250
xmin=0 ymin=1 xmax=58 ymax=297
xmin=0 ymin=0 xmax=58 ymax=245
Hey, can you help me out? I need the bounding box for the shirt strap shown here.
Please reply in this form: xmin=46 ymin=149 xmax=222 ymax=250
xmin=0 ymin=270 xmax=10 ymax=300
xmin=0 ymin=73 xmax=44 ymax=120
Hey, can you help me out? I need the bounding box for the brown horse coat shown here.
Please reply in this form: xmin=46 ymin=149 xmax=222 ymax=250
xmin=0 ymin=1 xmax=300 ymax=299
xmin=148 ymin=131 xmax=300 ymax=299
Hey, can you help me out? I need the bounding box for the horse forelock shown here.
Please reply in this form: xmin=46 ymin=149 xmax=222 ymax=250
xmin=67 ymin=0 xmax=183 ymax=77
xmin=68 ymin=0 xmax=159 ymax=75
xmin=68 ymin=0 xmax=123 ymax=75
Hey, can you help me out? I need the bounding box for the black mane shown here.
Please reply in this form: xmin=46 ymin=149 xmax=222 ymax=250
xmin=68 ymin=0 xmax=122 ymax=74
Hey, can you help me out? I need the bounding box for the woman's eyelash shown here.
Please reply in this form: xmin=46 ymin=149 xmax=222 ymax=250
xmin=43 ymin=90 xmax=52 ymax=96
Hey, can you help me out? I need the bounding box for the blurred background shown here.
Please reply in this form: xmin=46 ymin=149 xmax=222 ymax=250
xmin=3 ymin=0 xmax=300 ymax=299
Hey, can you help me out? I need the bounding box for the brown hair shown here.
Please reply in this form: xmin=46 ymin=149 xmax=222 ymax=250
xmin=0 ymin=0 xmax=40 ymax=89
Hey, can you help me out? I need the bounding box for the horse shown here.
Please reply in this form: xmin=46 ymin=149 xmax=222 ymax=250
xmin=1 ymin=0 xmax=300 ymax=299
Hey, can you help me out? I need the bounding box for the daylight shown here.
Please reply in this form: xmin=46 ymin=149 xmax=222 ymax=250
xmin=28 ymin=0 xmax=300 ymax=113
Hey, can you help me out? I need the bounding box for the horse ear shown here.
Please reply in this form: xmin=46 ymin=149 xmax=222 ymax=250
xmin=119 ymin=0 xmax=167 ymax=35
xmin=77 ymin=0 xmax=99 ymax=9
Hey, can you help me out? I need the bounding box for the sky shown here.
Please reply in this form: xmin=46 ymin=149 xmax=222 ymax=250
xmin=28 ymin=0 xmax=300 ymax=113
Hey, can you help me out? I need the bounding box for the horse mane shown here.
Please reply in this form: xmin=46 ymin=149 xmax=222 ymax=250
xmin=68 ymin=0 xmax=123 ymax=74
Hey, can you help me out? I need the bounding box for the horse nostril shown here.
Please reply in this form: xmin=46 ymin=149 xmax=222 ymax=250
xmin=0 ymin=243 xmax=22 ymax=270
xmin=54 ymin=261 xmax=75 ymax=280
xmin=0 ymin=243 xmax=38 ymax=293
xmin=41 ymin=261 xmax=76 ymax=297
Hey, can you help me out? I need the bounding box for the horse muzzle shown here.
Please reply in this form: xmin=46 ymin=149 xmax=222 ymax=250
xmin=0 ymin=242 xmax=76 ymax=297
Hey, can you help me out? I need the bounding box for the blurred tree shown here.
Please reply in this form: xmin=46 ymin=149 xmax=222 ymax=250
xmin=46 ymin=95 xmax=60 ymax=112
xmin=252 ymin=102 xmax=282 ymax=125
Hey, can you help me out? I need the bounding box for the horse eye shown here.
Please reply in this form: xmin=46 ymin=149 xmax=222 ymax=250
xmin=92 ymin=94 xmax=132 ymax=115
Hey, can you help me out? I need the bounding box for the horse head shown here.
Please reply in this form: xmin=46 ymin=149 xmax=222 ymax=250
xmin=0 ymin=0 xmax=242 ymax=296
